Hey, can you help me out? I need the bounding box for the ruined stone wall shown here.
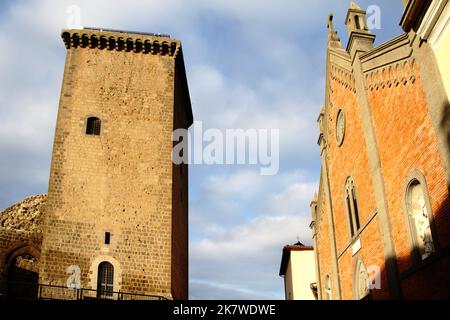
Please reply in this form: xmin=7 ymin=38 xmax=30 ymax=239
xmin=0 ymin=195 xmax=46 ymax=233
xmin=0 ymin=227 xmax=42 ymax=285
xmin=0 ymin=195 xmax=45 ymax=291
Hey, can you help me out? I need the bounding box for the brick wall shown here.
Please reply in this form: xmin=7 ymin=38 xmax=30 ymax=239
xmin=367 ymin=59 xmax=450 ymax=298
xmin=325 ymin=69 xmax=388 ymax=299
xmin=315 ymin=41 xmax=450 ymax=300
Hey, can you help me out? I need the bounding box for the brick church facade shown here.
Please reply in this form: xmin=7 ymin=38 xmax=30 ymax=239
xmin=310 ymin=1 xmax=450 ymax=299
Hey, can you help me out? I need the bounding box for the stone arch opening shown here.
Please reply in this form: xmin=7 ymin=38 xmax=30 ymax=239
xmin=89 ymin=255 xmax=122 ymax=297
xmin=86 ymin=116 xmax=101 ymax=136
xmin=4 ymin=245 xmax=40 ymax=299
xmin=97 ymin=261 xmax=114 ymax=298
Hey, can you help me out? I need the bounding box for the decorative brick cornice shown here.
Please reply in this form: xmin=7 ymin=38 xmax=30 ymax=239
xmin=357 ymin=33 xmax=416 ymax=90
xmin=330 ymin=64 xmax=356 ymax=93
xmin=364 ymin=58 xmax=417 ymax=91
xmin=61 ymin=28 xmax=181 ymax=57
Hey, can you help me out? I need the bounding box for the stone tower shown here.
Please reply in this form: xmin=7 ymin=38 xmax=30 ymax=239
xmin=39 ymin=28 xmax=192 ymax=300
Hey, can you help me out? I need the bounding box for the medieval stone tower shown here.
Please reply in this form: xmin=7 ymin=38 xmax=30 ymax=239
xmin=38 ymin=28 xmax=192 ymax=300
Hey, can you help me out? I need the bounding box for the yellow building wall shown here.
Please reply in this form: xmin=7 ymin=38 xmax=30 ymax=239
xmin=284 ymin=250 xmax=316 ymax=300
xmin=434 ymin=31 xmax=450 ymax=99
xmin=430 ymin=2 xmax=450 ymax=99
xmin=284 ymin=260 xmax=294 ymax=300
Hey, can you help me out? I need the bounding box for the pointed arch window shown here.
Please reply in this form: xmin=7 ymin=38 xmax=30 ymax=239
xmin=97 ymin=262 xmax=114 ymax=298
xmin=345 ymin=177 xmax=361 ymax=238
xmin=86 ymin=117 xmax=101 ymax=136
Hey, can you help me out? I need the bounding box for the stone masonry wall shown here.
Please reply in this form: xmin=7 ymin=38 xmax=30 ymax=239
xmin=316 ymin=187 xmax=334 ymax=299
xmin=0 ymin=195 xmax=45 ymax=287
xmin=40 ymin=36 xmax=181 ymax=298
xmin=170 ymin=53 xmax=190 ymax=300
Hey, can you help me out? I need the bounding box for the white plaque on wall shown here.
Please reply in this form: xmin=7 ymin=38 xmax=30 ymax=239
xmin=352 ymin=238 xmax=361 ymax=256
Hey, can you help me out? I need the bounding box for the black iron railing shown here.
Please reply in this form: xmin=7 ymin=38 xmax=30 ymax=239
xmin=0 ymin=281 xmax=168 ymax=301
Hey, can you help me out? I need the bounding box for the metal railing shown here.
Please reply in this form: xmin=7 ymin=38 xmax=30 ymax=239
xmin=0 ymin=281 xmax=168 ymax=301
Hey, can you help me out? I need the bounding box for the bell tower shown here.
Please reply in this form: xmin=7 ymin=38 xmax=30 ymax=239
xmin=345 ymin=2 xmax=370 ymax=35
xmin=39 ymin=28 xmax=192 ymax=300
xmin=345 ymin=2 xmax=376 ymax=57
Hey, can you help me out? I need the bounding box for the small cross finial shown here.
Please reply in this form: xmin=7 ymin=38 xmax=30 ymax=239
xmin=327 ymin=13 xmax=334 ymax=32
xmin=327 ymin=13 xmax=342 ymax=48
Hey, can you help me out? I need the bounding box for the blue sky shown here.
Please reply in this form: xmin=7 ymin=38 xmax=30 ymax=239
xmin=0 ymin=0 xmax=404 ymax=299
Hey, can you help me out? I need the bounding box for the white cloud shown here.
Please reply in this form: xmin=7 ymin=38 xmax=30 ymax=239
xmin=204 ymin=170 xmax=266 ymax=199
xmin=189 ymin=168 xmax=317 ymax=231
xmin=263 ymin=181 xmax=318 ymax=217
xmin=189 ymin=63 xmax=321 ymax=169
xmin=189 ymin=213 xmax=312 ymax=299
xmin=193 ymin=215 xmax=311 ymax=256
xmin=190 ymin=279 xmax=280 ymax=300
xmin=189 ymin=167 xmax=316 ymax=299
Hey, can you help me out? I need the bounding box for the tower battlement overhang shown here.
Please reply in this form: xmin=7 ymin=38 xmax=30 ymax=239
xmin=61 ymin=28 xmax=182 ymax=57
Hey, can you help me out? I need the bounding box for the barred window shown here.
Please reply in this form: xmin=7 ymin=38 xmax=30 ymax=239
xmin=86 ymin=117 xmax=101 ymax=136
xmin=97 ymin=262 xmax=114 ymax=298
